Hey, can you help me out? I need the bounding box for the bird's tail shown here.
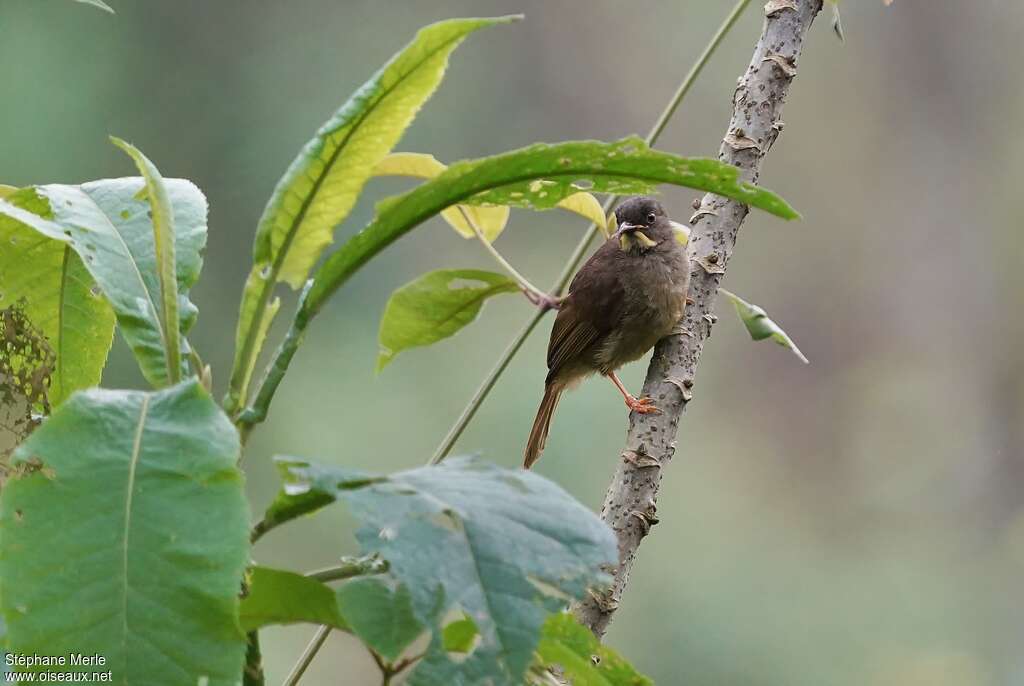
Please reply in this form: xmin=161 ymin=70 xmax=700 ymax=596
xmin=524 ymin=384 xmax=562 ymax=469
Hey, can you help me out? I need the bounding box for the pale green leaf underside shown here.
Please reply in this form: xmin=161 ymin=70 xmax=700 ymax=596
xmin=0 ymin=192 xmax=115 ymax=406
xmin=305 ymin=137 xmax=798 ymax=315
xmin=720 ymin=288 xmax=809 ymax=363
xmin=111 ymin=137 xmax=181 ymax=386
xmin=377 ymin=269 xmax=519 ymax=371
xmin=0 ymin=380 xmax=249 ymax=684
xmin=535 ymin=613 xmax=652 ymax=686
xmin=0 ymin=180 xmax=208 ymax=388
xmin=265 ymin=455 xmax=616 ymax=685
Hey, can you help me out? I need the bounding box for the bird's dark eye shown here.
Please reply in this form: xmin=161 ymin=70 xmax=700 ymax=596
xmin=646 ymin=212 xmax=656 ymax=224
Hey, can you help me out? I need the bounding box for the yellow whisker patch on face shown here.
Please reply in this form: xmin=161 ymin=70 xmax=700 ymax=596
xmin=634 ymin=232 xmax=658 ymax=248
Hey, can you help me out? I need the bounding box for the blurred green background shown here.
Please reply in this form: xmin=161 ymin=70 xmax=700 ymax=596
xmin=4 ymin=1 xmax=1024 ymax=684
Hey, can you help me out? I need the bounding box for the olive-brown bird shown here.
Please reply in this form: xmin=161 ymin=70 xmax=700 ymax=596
xmin=524 ymin=196 xmax=691 ymax=468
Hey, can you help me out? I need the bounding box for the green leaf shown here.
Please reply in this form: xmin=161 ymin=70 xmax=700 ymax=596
xmin=0 ymin=379 xmax=249 ymax=684
xmin=111 ymin=137 xmax=181 ymax=385
xmin=265 ymin=455 xmax=616 ymax=684
xmin=554 ymin=191 xmax=607 ymax=230
xmin=442 ymin=616 xmax=478 ymax=653
xmin=377 ymin=269 xmax=519 ymax=371
xmin=336 ymin=577 xmax=423 ymax=661
xmin=0 ymin=179 xmax=208 ymax=388
xmin=719 ymin=288 xmax=809 ymax=363
xmin=253 ymin=16 xmax=516 ymax=288
xmin=0 ymin=185 xmax=16 ymax=198
xmin=73 ymin=0 xmax=114 ymax=12
xmin=535 ymin=613 xmax=652 ymax=686
xmin=373 ymin=153 xmax=606 ymax=241
xmin=304 ymin=137 xmax=798 ymax=316
xmin=0 ymin=191 xmax=115 ymax=406
xmin=240 ymin=567 xmax=348 ymax=633
xmin=373 ymin=153 xmax=510 ymax=242
xmin=227 ymin=15 xmax=517 ymax=412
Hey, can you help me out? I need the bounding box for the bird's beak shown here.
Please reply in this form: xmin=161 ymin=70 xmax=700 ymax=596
xmin=669 ymin=220 xmax=691 ymax=246
xmin=612 ymin=221 xmax=641 ymax=239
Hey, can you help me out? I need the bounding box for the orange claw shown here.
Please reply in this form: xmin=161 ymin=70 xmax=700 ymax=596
xmin=625 ymin=395 xmax=661 ymax=415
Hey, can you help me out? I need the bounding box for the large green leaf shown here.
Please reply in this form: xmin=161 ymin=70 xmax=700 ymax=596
xmin=0 ymin=179 xmax=208 ymax=388
xmin=0 ymin=379 xmax=249 ymax=684
xmin=227 ymin=16 xmax=516 ymax=412
xmin=720 ymin=288 xmax=809 ymax=364
xmin=534 ymin=613 xmax=652 ymax=686
xmin=303 ymin=137 xmax=798 ymax=316
xmin=377 ymin=269 xmax=519 ymax=371
xmin=0 ymin=192 xmax=114 ymax=406
xmin=263 ymin=455 xmax=616 ymax=685
xmin=111 ymin=138 xmax=182 ymax=385
xmin=240 ymin=567 xmax=348 ymax=632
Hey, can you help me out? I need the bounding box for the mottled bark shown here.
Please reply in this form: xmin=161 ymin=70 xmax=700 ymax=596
xmin=574 ymin=0 xmax=824 ymax=637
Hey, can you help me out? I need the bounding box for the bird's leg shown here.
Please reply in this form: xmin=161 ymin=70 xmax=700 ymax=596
xmin=523 ymin=289 xmax=564 ymax=312
xmin=606 ymin=372 xmax=661 ymax=415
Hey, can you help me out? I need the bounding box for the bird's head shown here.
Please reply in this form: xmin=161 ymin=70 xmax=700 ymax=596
xmin=612 ymin=196 xmax=689 ymax=253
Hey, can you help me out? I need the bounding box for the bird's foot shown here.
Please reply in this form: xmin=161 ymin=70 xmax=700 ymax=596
xmin=524 ymin=289 xmax=563 ymax=312
xmin=625 ymin=395 xmax=661 ymax=415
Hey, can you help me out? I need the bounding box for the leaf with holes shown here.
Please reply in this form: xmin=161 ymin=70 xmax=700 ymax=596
xmin=263 ymin=455 xmax=616 ymax=684
xmin=0 ymin=379 xmax=248 ymax=684
xmin=0 ymin=191 xmax=114 ymax=406
xmin=0 ymin=306 xmax=54 ymax=459
xmin=534 ymin=613 xmax=652 ymax=686
xmin=377 ymin=269 xmax=519 ymax=371
xmin=304 ymin=137 xmax=797 ymax=316
xmin=720 ymin=289 xmax=808 ymax=364
xmin=0 ymin=178 xmax=208 ymax=388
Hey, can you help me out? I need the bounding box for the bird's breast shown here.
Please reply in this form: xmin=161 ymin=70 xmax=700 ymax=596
xmin=596 ymin=248 xmax=690 ymax=371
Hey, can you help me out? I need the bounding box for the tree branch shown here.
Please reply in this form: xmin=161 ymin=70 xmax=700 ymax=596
xmin=573 ymin=0 xmax=824 ymax=637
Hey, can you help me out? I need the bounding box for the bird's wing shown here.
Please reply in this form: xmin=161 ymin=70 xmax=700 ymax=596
xmin=546 ymin=243 xmax=625 ymax=379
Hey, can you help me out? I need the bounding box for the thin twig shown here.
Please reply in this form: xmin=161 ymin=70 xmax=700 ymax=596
xmin=455 ymin=205 xmax=554 ymax=308
xmin=573 ymin=0 xmax=824 ymax=637
xmin=429 ymin=0 xmax=755 ymax=464
xmin=282 ymin=625 xmax=331 ymax=686
xmin=305 ymin=555 xmax=388 ymax=582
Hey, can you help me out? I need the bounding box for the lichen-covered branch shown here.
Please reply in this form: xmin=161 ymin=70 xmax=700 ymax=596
xmin=574 ymin=0 xmax=823 ymax=637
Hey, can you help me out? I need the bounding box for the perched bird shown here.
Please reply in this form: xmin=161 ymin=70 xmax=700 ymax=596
xmin=524 ymin=196 xmax=691 ymax=468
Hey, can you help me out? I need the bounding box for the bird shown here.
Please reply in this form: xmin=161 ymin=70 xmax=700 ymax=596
xmin=524 ymin=196 xmax=692 ymax=468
